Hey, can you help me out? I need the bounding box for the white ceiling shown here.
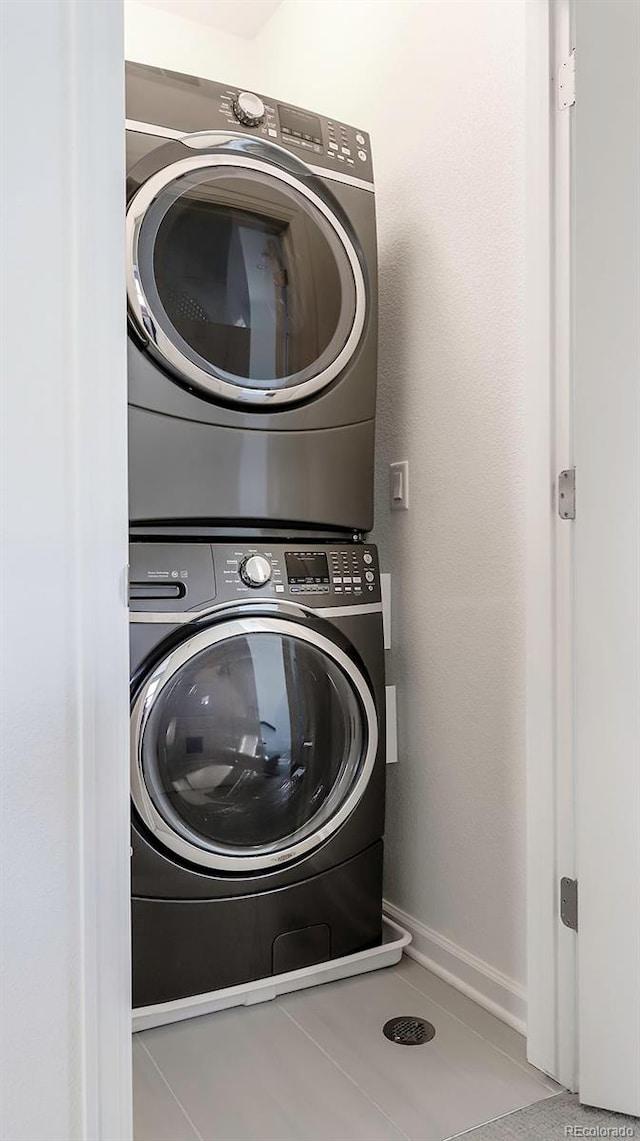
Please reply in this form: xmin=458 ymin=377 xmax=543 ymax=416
xmin=136 ymin=0 xmax=282 ymax=38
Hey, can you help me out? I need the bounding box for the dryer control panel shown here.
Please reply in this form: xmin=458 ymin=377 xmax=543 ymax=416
xmin=126 ymin=61 xmax=374 ymax=184
xmin=129 ymin=542 xmax=381 ymax=612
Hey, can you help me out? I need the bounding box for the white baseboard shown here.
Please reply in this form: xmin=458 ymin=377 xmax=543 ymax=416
xmin=383 ymin=899 xmax=527 ymax=1036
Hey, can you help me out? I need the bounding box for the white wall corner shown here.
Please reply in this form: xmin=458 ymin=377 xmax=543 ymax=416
xmin=383 ymin=901 xmax=527 ymax=1035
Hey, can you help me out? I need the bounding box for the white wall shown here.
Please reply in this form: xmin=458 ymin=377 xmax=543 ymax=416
xmin=126 ymin=0 xmax=259 ymax=83
xmin=1 ymin=3 xmax=131 ymax=1139
xmin=124 ymin=0 xmax=527 ymax=1001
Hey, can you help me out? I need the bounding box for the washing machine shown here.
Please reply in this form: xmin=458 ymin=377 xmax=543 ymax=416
xmin=130 ymin=539 xmax=386 ymax=1009
xmin=126 ymin=63 xmax=378 ymax=538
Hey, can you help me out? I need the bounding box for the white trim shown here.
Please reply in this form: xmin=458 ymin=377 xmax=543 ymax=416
xmin=549 ymin=0 xmax=578 ymax=1094
xmin=383 ymin=902 xmax=526 ymax=1035
xmin=0 ymin=2 xmax=131 ymax=1139
xmin=524 ymin=0 xmax=578 ymax=1092
xmin=69 ymin=3 xmax=133 ymax=1137
xmin=572 ymin=0 xmax=640 ymax=1114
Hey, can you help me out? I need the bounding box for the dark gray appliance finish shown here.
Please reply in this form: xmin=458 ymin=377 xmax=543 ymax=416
xmin=126 ymin=61 xmax=374 ymax=183
xmin=126 ymin=63 xmax=378 ymax=535
xmin=130 ymin=541 xmax=386 ymax=1008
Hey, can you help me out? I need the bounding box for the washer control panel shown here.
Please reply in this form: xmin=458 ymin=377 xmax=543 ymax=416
xmin=126 ymin=63 xmax=374 ymax=183
xmin=218 ymin=543 xmax=380 ymax=606
xmin=128 ymin=542 xmax=381 ymax=612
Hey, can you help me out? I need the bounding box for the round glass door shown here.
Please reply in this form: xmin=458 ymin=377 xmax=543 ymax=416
xmin=126 ymin=152 xmax=367 ymax=407
xmin=130 ymin=617 xmax=378 ymax=871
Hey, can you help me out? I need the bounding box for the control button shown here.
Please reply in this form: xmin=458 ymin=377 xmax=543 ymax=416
xmin=347 ymin=158 xmax=355 ymax=165
xmin=268 ymin=128 xmax=277 ymax=137
xmin=292 ymin=130 xmax=302 ymax=138
xmin=367 ymin=585 xmax=375 ymax=591
xmin=233 ymin=91 xmax=266 ymax=127
xmin=342 ymin=576 xmax=352 ymax=583
xmin=275 ymin=584 xmax=285 ymax=592
xmin=363 ymin=552 xmax=373 ymax=564
xmin=341 ymin=147 xmax=350 ymax=155
xmin=353 ymin=577 xmax=362 ymax=584
xmin=365 ymin=571 xmax=375 ymax=582
xmin=333 ymin=577 xmax=342 ymax=583
xmin=357 ymin=149 xmax=367 ymax=161
xmin=303 ymin=133 xmax=312 ymax=141
xmin=337 ymin=154 xmax=345 ymax=161
xmin=313 ymin=136 xmax=322 ymax=144
xmin=335 ymin=587 xmax=343 ymax=593
xmin=328 ymin=141 xmax=338 ymax=150
xmin=282 ymin=126 xmax=291 ymax=134
xmin=356 ymin=132 xmax=365 ymax=145
xmin=240 ymin=554 xmax=272 ymax=587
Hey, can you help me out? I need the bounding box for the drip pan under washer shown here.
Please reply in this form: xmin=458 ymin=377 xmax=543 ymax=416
xmin=132 ymin=916 xmax=411 ymax=1033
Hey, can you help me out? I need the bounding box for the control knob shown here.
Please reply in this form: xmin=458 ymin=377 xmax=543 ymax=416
xmin=232 ymin=91 xmax=266 ymax=127
xmin=240 ymin=554 xmax=272 ymax=588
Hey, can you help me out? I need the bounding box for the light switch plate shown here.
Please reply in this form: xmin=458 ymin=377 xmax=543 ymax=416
xmin=389 ymin=461 xmax=409 ymax=510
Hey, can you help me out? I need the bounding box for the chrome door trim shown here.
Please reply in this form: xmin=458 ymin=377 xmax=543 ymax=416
xmin=126 ymin=119 xmax=375 ymax=192
xmin=307 ymin=165 xmax=375 ymax=193
xmin=127 ymin=118 xmax=184 ymax=140
xmin=314 ymin=602 xmax=382 ymax=618
xmin=130 ymin=615 xmax=378 ymax=871
xmin=129 ymin=601 xmax=382 ymax=623
xmin=126 ymin=152 xmax=367 ymax=407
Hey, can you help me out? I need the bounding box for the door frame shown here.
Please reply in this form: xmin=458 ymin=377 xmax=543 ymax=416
xmin=0 ymin=2 xmax=132 ymax=1139
xmin=524 ymin=0 xmax=578 ymax=1092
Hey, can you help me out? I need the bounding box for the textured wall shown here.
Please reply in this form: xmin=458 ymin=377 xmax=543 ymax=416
xmin=257 ymin=0 xmax=527 ymax=989
xmin=124 ymin=0 xmax=527 ymax=987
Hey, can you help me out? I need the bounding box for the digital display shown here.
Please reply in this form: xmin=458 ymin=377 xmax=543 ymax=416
xmin=285 ymin=552 xmax=330 ymax=585
xmin=278 ymin=104 xmax=323 ymax=143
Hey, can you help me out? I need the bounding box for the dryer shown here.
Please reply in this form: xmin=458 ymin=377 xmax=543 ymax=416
xmin=130 ymin=540 xmax=386 ymax=1010
xmin=126 ymin=64 xmax=378 ymax=537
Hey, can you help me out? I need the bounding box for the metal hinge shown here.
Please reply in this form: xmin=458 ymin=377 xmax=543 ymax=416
xmin=560 ymin=877 xmax=578 ymax=931
xmin=558 ymin=50 xmax=576 ymax=109
xmin=558 ymin=468 xmax=576 ymax=519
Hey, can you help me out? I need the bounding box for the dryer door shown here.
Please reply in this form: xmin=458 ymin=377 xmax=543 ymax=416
xmin=131 ymin=615 xmax=378 ymax=871
xmin=127 ymin=146 xmax=367 ymax=408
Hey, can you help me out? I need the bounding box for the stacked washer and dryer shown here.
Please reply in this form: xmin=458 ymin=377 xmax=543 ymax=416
xmin=126 ymin=63 xmax=386 ymax=1012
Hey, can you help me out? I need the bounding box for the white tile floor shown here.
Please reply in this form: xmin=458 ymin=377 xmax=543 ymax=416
xmin=133 ymin=955 xmax=561 ymax=1141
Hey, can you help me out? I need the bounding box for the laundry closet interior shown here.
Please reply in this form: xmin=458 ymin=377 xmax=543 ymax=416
xmin=125 ymin=2 xmax=547 ymax=1139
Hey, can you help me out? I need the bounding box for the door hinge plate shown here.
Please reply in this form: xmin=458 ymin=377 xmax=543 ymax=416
xmin=558 ymin=468 xmax=576 ymax=519
xmin=558 ymin=50 xmax=576 ymax=109
xmin=560 ymin=877 xmax=578 ymax=931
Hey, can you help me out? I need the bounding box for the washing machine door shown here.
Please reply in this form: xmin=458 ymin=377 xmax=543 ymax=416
xmin=126 ymin=137 xmax=368 ymax=408
xmin=130 ymin=614 xmax=378 ymax=871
